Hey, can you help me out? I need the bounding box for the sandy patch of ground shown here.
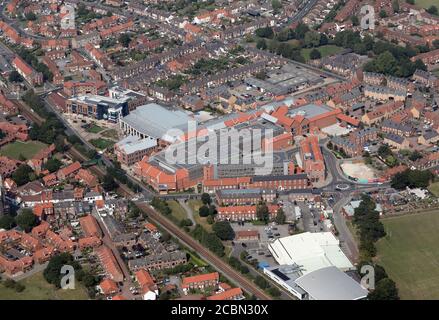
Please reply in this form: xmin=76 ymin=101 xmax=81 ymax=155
xmin=341 ymin=161 xmax=378 ymax=180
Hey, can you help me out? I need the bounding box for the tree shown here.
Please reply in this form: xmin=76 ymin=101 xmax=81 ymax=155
xmin=295 ymin=23 xmax=310 ymax=40
xmin=392 ymin=0 xmax=400 ymax=13
xmin=128 ymin=205 xmax=141 ymax=219
xmin=118 ymin=33 xmax=131 ymax=48
xmin=198 ymin=205 xmax=210 ymax=217
xmin=12 ymin=164 xmax=34 ymax=186
xmin=8 ymin=70 xmax=23 ymax=82
xmin=212 ymin=221 xmax=235 ymax=240
xmin=379 ymin=10 xmax=388 ymax=18
xmin=304 ymin=31 xmax=321 ymax=48
xmin=309 ymin=48 xmax=321 ymax=60
xmin=25 ymin=12 xmax=37 ymax=21
xmin=15 ymin=209 xmax=38 ymax=232
xmin=256 ymin=203 xmax=270 ymax=223
xmin=0 ymin=215 xmax=16 ymax=230
xmin=268 ymin=287 xmax=281 ymax=297
xmin=391 ymin=169 xmax=433 ymax=190
xmin=256 ymin=38 xmax=267 ymax=50
xmin=351 ymin=15 xmax=359 ymax=26
xmin=271 ymin=0 xmax=282 ymax=12
xmin=378 ymin=144 xmax=392 ymax=158
xmin=274 ymin=208 xmax=286 ymax=225
xmin=254 ymin=276 xmax=269 ymax=289
xmin=102 ymin=174 xmax=118 ymax=192
xmin=255 ymin=27 xmax=274 ymax=39
xmin=44 ymin=253 xmax=81 ymax=288
xmin=368 ymin=278 xmax=400 ymax=300
xmin=427 ymin=5 xmax=438 ymax=16
xmin=45 ymin=158 xmax=63 ymax=173
xmin=180 ymin=218 xmax=193 ymax=228
xmin=206 ymin=215 xmax=215 ymax=225
xmin=406 ymin=0 xmax=414 ymax=4
xmin=433 ymin=40 xmax=439 ymax=50
xmin=201 ymin=193 xmax=212 ymax=205
xmin=408 ymin=150 xmax=422 ymax=161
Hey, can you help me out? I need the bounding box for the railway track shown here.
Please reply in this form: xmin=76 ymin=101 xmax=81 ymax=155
xmin=18 ymin=99 xmax=271 ymax=299
xmin=136 ymin=202 xmax=273 ymax=300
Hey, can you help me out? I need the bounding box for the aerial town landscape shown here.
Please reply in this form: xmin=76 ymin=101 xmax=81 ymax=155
xmin=1 ymin=0 xmax=439 ymax=302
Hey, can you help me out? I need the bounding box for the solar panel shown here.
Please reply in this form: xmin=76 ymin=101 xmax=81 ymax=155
xmin=271 ymin=268 xmax=290 ymax=281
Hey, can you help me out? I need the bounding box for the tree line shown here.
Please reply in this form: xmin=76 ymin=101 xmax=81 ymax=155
xmin=353 ymin=195 xmax=399 ymax=300
xmin=254 ymin=25 xmax=427 ymax=77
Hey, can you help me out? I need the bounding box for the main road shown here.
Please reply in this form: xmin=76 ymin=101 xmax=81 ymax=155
xmin=136 ymin=201 xmax=274 ymax=300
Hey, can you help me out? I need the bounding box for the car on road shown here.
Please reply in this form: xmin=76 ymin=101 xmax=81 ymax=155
xmin=241 ymin=243 xmax=247 ymax=248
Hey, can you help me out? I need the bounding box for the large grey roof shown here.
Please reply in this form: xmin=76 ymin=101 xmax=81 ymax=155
xmin=295 ymin=266 xmax=368 ymax=300
xmin=121 ymin=103 xmax=194 ymax=139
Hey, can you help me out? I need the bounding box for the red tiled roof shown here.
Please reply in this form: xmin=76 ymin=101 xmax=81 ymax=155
xmin=207 ymin=288 xmax=243 ymax=300
xmin=182 ymin=272 xmax=219 ymax=287
xmin=99 ymin=278 xmax=119 ymax=295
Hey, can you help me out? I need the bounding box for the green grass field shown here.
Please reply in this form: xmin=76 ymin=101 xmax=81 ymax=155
xmin=167 ymin=200 xmax=188 ymax=222
xmin=0 ymin=272 xmax=89 ymax=300
xmin=428 ymin=182 xmax=439 ymax=197
xmin=101 ymin=129 xmax=119 ymax=140
xmin=0 ymin=140 xmax=47 ymax=160
xmin=301 ymin=45 xmax=344 ymax=61
xmin=187 ymin=251 xmax=208 ymax=267
xmin=376 ymin=212 xmax=439 ymax=299
xmin=415 ymin=0 xmax=438 ymax=10
xmin=89 ymin=138 xmax=114 ymax=150
xmin=86 ymin=124 xmax=104 ymax=134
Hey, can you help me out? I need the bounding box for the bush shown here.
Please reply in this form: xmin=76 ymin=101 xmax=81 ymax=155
xmin=254 ymin=275 xmax=269 ymax=289
xmin=212 ymin=221 xmax=235 ymax=240
xmin=268 ymin=287 xmax=281 ymax=297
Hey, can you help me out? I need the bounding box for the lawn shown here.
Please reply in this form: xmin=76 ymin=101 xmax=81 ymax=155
xmin=415 ymin=0 xmax=438 ymax=10
xmin=167 ymin=200 xmax=188 ymax=222
xmin=89 ymin=138 xmax=114 ymax=150
xmin=376 ymin=211 xmax=439 ymax=299
xmin=0 ymin=140 xmax=47 ymax=160
xmin=188 ymin=199 xmax=212 ymax=232
xmin=187 ymin=251 xmax=208 ymax=267
xmin=101 ymin=129 xmax=119 ymax=140
xmin=428 ymin=182 xmax=439 ymax=197
xmin=86 ymin=124 xmax=104 ymax=134
xmin=301 ymin=45 xmax=344 ymax=62
xmin=0 ymin=271 xmax=89 ymax=300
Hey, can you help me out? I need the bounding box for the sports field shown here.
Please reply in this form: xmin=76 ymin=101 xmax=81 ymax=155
xmin=376 ymin=211 xmax=439 ymax=299
xmin=0 ymin=140 xmax=47 ymax=160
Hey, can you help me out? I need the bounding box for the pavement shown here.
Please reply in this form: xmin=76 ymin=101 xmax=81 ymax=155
xmin=331 ymin=195 xmax=359 ymax=262
xmin=178 ymin=199 xmax=196 ymax=226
